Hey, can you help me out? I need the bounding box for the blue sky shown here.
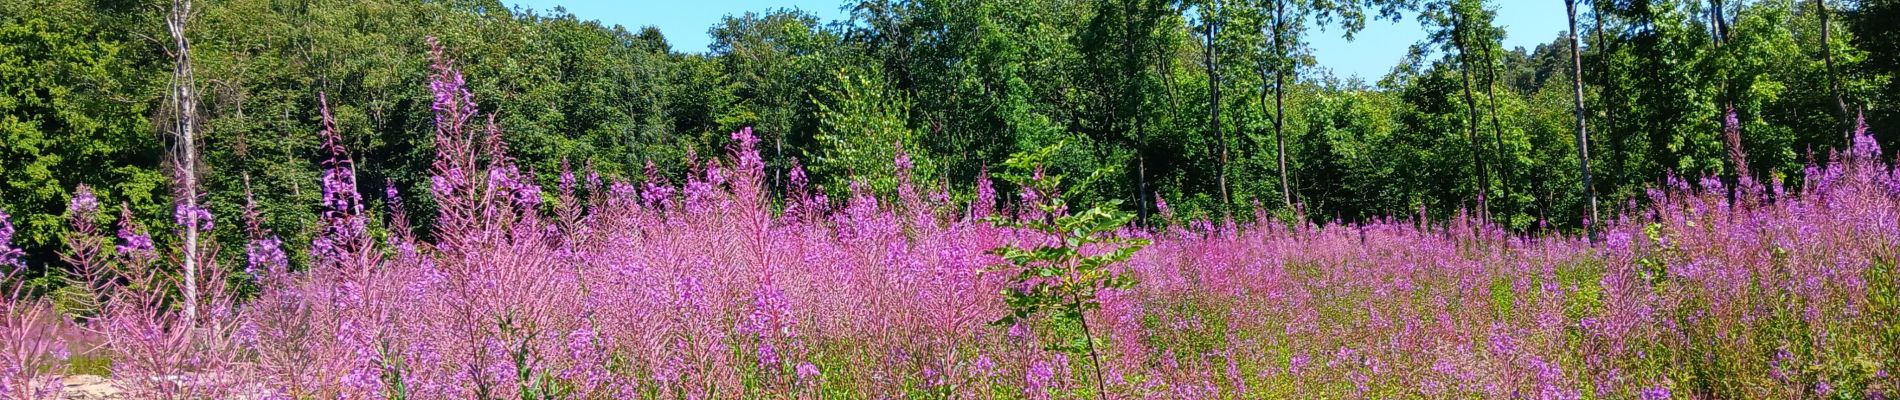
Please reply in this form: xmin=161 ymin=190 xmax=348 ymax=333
xmin=508 ymin=0 xmax=1570 ymax=80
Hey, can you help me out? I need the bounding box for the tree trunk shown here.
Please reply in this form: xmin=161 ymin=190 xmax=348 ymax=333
xmin=1567 ymin=0 xmax=1600 ymax=238
xmin=1139 ymin=122 xmax=1150 ymax=224
xmin=1815 ymin=0 xmax=1851 ymax=142
xmin=1479 ymin=26 xmax=1511 ymax=215
xmin=1132 ymin=1 xmax=1151 ymax=226
xmin=1712 ymin=0 xmax=1742 ymax=175
xmin=166 ymin=0 xmax=200 ymax=321
xmin=775 ymin=134 xmax=784 ymax=194
xmin=1453 ymin=11 xmax=1491 ymax=219
xmin=1204 ymin=1 xmax=1230 ymax=208
xmin=1709 ymin=0 xmax=1727 ymax=46
xmin=1272 ymin=0 xmax=1293 ymax=209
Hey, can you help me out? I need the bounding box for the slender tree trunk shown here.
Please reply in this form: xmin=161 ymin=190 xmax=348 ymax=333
xmin=1071 ymin=290 xmax=1109 ymax=400
xmin=1161 ymin=52 xmax=1182 ymax=118
xmin=1139 ymin=122 xmax=1150 ymax=224
xmin=1255 ymin=61 xmax=1273 ymax=203
xmin=1711 ymin=0 xmax=1744 ymax=178
xmin=1453 ymin=12 xmax=1492 ymax=219
xmin=1124 ymin=0 xmax=1155 ymax=224
xmin=1204 ymin=1 xmax=1230 ymax=207
xmin=1479 ymin=27 xmax=1511 ymax=214
xmin=1131 ymin=2 xmax=1151 ymax=226
xmin=1272 ymin=0 xmax=1293 ymax=209
xmin=1709 ymin=0 xmax=1727 ymax=46
xmin=1567 ymin=0 xmax=1600 ymax=239
xmin=1815 ymin=0 xmax=1850 ymax=142
xmin=775 ymin=135 xmax=783 ymax=194
xmin=1158 ymin=56 xmax=1182 ymax=220
xmin=167 ymin=0 xmax=200 ymax=321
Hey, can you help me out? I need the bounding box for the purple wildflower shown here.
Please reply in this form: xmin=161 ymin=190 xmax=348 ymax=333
xmin=796 ymin=362 xmax=820 ymax=382
xmin=173 ymin=202 xmax=213 ymax=232
xmin=894 ymin=143 xmax=914 ymax=172
xmin=1638 ymin=385 xmax=1671 ymax=400
xmin=0 ymin=209 xmax=21 ymax=270
xmin=1026 ymin=358 xmax=1056 ymax=399
xmin=246 ymin=236 xmax=288 ymax=279
xmin=68 ymin=186 xmax=99 ymax=217
xmin=1724 ymin=107 xmax=1750 ymax=179
xmin=115 ymin=212 xmax=154 ymax=257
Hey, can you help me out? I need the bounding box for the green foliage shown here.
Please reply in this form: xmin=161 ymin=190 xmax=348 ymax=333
xmin=1850 ymin=0 xmax=1900 ymax=140
xmin=0 ymin=0 xmax=165 ymax=266
xmin=711 ymin=9 xmax=848 ymax=189
xmin=809 ymin=67 xmax=928 ymax=196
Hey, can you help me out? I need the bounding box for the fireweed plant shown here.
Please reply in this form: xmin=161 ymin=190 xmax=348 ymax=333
xmin=0 ymin=39 xmax=1895 ymax=398
xmin=1 ymin=208 xmax=70 ymax=400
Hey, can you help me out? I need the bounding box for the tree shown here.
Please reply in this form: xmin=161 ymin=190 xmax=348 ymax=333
xmin=1847 ymin=0 xmax=1900 ymax=143
xmin=1595 ymin=1 xmax=1725 ymax=185
xmin=844 ymin=0 xmax=1098 ymax=204
xmin=1197 ymin=0 xmax=1231 ymax=207
xmin=1814 ymin=0 xmax=1850 ymax=140
xmin=0 ymin=0 xmax=165 ymax=271
xmin=710 ymin=9 xmax=843 ymax=191
xmin=1590 ymin=0 xmax=1627 ymax=192
xmin=809 ymin=67 xmax=929 ymax=196
xmin=164 ymin=0 xmax=204 ymax=320
xmin=1423 ymin=0 xmax=1495 ymax=218
xmin=987 ymin=141 xmax=1148 ymax=400
xmin=1078 ymin=0 xmax=1177 ymax=224
xmin=1250 ymin=0 xmax=1399 ymax=210
xmin=1474 ymin=7 xmax=1512 ymax=215
xmin=1267 ymin=0 xmax=1293 ymax=208
xmin=1565 ymin=0 xmax=1598 ymax=235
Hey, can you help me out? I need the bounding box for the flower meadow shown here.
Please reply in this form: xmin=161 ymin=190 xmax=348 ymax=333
xmin=3 ymin=41 xmax=1899 ymax=400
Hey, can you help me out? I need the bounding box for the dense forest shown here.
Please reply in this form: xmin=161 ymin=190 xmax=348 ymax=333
xmin=4 ymin=0 xmax=1898 ymax=273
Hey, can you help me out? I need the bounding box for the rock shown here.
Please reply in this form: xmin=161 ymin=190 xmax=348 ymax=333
xmin=57 ymin=375 xmax=122 ymax=400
